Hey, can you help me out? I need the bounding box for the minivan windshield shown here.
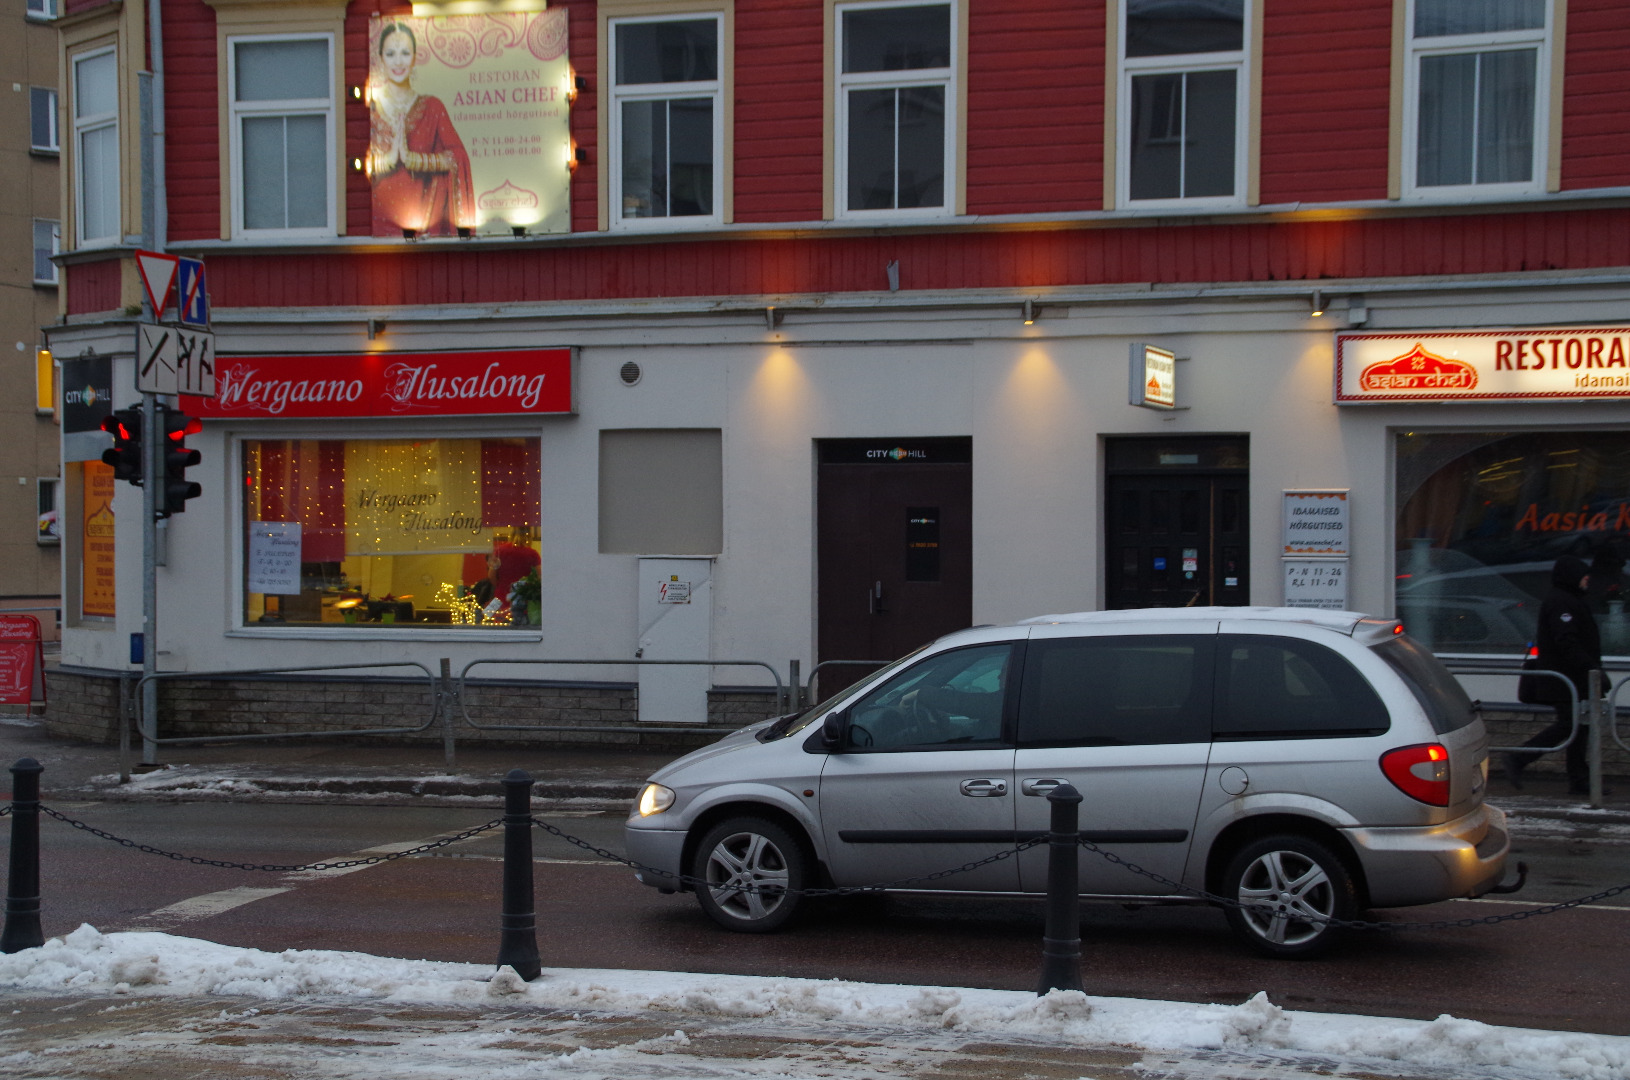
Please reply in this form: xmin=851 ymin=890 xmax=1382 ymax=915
xmin=759 ymin=645 xmax=932 ymax=741
xmin=1375 ymin=635 xmax=1477 ymax=734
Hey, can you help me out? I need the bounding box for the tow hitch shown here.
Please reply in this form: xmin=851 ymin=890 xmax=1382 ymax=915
xmin=1487 ymin=860 xmax=1528 ymax=895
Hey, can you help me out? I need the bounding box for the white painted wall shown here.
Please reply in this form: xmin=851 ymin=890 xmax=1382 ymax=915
xmin=53 ymin=279 xmax=1630 ymax=687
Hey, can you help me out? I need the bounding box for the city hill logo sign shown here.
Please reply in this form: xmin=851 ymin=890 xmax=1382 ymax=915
xmin=1335 ymin=327 xmax=1630 ymax=403
xmin=183 ymin=349 xmax=576 ymax=418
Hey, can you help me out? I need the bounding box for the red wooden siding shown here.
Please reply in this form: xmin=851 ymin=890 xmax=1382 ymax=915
xmin=65 ymin=259 xmax=121 ymax=316
xmin=1560 ymin=0 xmax=1630 ymax=191
xmin=965 ymin=0 xmax=1103 ymax=215
xmin=164 ymin=0 xmax=223 ymax=242
xmin=1258 ymin=1 xmax=1393 ymax=205
xmin=733 ymin=0 xmax=825 ymax=222
xmin=61 ymin=207 xmax=1625 ymax=316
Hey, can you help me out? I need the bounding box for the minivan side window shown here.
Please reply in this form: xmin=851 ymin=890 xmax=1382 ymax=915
xmin=844 ymin=643 xmax=1013 ymax=750
xmin=1017 ymin=635 xmax=1213 ymax=748
xmin=1214 ymin=635 xmax=1390 ymax=740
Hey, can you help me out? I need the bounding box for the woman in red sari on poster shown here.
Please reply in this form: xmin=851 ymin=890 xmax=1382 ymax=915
xmin=368 ymin=21 xmax=476 ymax=236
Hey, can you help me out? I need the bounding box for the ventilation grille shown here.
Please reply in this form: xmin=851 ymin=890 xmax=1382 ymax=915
xmin=619 ymin=361 xmax=642 ymax=386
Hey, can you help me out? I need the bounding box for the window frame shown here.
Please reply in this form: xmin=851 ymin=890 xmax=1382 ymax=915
xmin=30 ymin=87 xmax=59 ymax=154
xmin=607 ymin=13 xmax=726 ymax=231
xmin=226 ymin=31 xmax=338 ymax=240
xmin=71 ymin=46 xmax=120 ymax=249
xmin=229 ymin=427 xmax=547 ymax=641
xmin=833 ymin=0 xmax=959 ymax=221
xmin=1115 ymin=0 xmax=1252 ymax=210
xmin=26 ymin=0 xmax=57 ymax=22
xmin=32 ymin=220 xmax=60 ymax=286
xmin=1400 ymin=0 xmax=1551 ymax=202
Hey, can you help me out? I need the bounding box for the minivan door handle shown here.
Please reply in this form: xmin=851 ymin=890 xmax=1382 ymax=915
xmin=1021 ymin=777 xmax=1068 ymax=797
xmin=959 ymin=778 xmax=1008 ymax=797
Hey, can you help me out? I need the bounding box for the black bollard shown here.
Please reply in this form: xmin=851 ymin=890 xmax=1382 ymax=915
xmin=1 ymin=758 xmax=44 ymax=954
xmin=1035 ymin=780 xmax=1084 ymax=995
xmin=495 ymin=769 xmax=542 ymax=981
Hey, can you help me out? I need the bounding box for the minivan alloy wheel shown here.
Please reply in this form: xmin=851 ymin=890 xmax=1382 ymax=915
xmin=693 ymin=816 xmax=807 ymax=932
xmin=1221 ymin=834 xmax=1357 ymax=958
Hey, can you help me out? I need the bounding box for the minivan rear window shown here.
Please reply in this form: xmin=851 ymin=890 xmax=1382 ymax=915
xmin=1374 ymin=635 xmax=1478 ymax=734
xmin=1214 ymin=635 xmax=1390 ymax=740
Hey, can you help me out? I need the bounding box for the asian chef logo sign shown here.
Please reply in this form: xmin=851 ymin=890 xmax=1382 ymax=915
xmin=367 ymin=11 xmax=571 ymax=237
xmin=1336 ymin=328 xmax=1630 ymax=403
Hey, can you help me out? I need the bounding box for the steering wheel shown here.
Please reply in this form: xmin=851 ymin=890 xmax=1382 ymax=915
xmin=905 ymin=689 xmax=949 ymax=740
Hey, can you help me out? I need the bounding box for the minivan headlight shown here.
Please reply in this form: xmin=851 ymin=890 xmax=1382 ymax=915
xmin=636 ymin=783 xmax=675 ymax=817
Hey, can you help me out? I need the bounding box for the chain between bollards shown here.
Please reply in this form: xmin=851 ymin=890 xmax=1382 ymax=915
xmin=1 ymin=758 xmax=44 ymax=954
xmin=495 ymin=768 xmax=541 ymax=981
xmin=1036 ymin=781 xmax=1084 ymax=996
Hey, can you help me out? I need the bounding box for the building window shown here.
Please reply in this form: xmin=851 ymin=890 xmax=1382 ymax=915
xmin=37 ymin=479 xmax=60 ymax=547
xmin=30 ymin=88 xmax=58 ymax=153
xmin=610 ymin=15 xmax=722 ymax=227
xmin=1120 ymin=0 xmax=1248 ymax=206
xmin=72 ymin=48 xmax=119 ymax=247
xmin=229 ymin=35 xmax=335 ymax=236
xmin=242 ymin=437 xmax=541 ymax=629
xmin=1394 ymin=430 xmax=1630 ymax=656
xmin=1406 ymin=0 xmax=1548 ymax=196
xmin=32 ymin=220 xmax=58 ymax=285
xmin=26 ymin=0 xmax=57 ymax=21
xmin=836 ymin=1 xmax=954 ymax=216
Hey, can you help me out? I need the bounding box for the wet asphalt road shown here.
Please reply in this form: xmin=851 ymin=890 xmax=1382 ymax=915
xmin=10 ymin=800 xmax=1630 ymax=1037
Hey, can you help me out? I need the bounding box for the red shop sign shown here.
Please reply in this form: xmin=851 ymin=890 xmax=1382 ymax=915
xmin=0 ymin=615 xmax=45 ymax=706
xmin=182 ymin=348 xmax=576 ymax=419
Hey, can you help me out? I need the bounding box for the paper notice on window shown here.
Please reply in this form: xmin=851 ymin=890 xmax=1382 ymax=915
xmin=248 ymin=522 xmax=302 ymax=595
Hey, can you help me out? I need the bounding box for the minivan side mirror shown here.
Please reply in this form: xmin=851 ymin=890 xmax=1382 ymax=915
xmin=819 ymin=710 xmax=847 ymax=751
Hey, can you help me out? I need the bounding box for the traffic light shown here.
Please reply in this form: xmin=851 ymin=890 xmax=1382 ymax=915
xmin=99 ymin=408 xmax=144 ymax=485
xmin=161 ymin=409 xmax=202 ymax=516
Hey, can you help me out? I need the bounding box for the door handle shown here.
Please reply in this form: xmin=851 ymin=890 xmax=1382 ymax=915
xmin=959 ymin=778 xmax=1007 ymax=797
xmin=1021 ymin=777 xmax=1069 ymax=797
xmin=867 ymin=580 xmax=885 ymax=615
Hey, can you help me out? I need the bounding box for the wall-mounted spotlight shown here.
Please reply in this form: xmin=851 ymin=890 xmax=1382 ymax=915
xmin=401 ymin=228 xmax=418 ymax=241
xmin=367 ymin=318 xmax=386 ymax=341
xmin=351 ymin=86 xmax=364 ymax=100
xmin=512 ymin=225 xmax=527 ymax=238
xmin=765 ymin=305 xmax=782 ymax=331
xmin=351 ymin=157 xmax=365 ymax=172
xmin=1022 ymin=299 xmax=1037 ymax=325
xmin=1310 ymin=290 xmax=1326 ymax=318
xmin=457 ymin=227 xmax=472 ymax=239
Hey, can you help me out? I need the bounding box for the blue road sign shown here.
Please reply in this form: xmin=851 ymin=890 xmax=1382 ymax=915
xmin=177 ymin=257 xmax=209 ymax=328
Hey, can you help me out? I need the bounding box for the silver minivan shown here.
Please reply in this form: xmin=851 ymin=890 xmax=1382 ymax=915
xmin=625 ymin=608 xmax=1514 ymax=956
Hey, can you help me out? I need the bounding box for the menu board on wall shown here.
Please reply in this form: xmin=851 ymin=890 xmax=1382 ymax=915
xmin=81 ymin=461 xmax=116 ymax=618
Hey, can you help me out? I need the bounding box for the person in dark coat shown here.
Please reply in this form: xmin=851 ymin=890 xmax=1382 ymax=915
xmin=1505 ymin=555 xmax=1600 ymax=793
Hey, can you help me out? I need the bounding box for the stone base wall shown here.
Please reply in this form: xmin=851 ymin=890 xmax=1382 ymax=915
xmin=42 ymin=666 xmax=781 ymax=753
xmin=1479 ymin=706 xmax=1630 ymax=778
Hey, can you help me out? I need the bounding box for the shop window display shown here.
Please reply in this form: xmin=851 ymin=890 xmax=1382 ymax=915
xmin=243 ymin=437 xmax=541 ymax=628
xmin=1395 ymin=431 xmax=1630 ymax=655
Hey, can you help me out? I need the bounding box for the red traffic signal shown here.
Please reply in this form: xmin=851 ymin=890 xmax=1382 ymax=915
xmin=99 ymin=408 xmax=144 ymax=485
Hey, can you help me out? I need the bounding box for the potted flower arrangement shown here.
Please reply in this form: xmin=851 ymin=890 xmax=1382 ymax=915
xmin=507 ymin=568 xmax=542 ymax=626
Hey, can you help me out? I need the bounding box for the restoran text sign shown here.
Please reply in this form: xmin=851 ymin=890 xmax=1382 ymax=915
xmin=182 ymin=349 xmax=575 ymax=418
xmin=1335 ymin=328 xmax=1630 ymax=404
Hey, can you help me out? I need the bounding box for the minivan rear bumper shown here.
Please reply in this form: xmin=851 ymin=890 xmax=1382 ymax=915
xmin=1341 ymin=803 xmax=1510 ymax=908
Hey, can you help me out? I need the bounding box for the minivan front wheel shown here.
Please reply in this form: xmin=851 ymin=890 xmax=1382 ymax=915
xmin=692 ymin=817 xmax=807 ymax=933
xmin=1221 ymin=834 xmax=1356 ymax=958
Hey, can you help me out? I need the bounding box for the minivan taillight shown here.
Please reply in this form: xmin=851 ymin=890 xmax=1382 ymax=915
xmin=1380 ymin=743 xmax=1451 ymax=806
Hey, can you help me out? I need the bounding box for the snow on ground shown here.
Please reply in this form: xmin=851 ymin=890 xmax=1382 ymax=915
xmin=0 ymin=926 xmax=1625 ymax=1080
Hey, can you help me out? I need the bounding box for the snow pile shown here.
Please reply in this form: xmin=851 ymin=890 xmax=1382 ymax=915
xmin=2 ymin=926 xmax=1628 ymax=1080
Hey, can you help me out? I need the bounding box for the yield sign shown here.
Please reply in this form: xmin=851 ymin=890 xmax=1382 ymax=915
xmin=135 ymin=250 xmax=179 ymax=319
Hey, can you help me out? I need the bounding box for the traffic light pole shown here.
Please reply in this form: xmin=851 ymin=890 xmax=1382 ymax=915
xmin=140 ymin=391 xmax=159 ymax=767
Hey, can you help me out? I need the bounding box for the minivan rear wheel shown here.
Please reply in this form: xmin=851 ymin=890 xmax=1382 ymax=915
xmin=692 ymin=817 xmax=807 ymax=933
xmin=1221 ymin=834 xmax=1356 ymax=958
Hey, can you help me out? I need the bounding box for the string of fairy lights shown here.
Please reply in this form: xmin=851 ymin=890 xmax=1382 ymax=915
xmin=244 ymin=438 xmax=539 ymax=626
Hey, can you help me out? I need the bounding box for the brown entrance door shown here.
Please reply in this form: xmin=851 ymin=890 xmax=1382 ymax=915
xmin=1104 ymin=436 xmax=1249 ymax=610
xmin=817 ymin=439 xmax=972 ymax=680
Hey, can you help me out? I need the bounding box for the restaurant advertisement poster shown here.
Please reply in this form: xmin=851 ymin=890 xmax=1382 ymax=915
xmin=367 ymin=10 xmax=572 ymax=237
xmin=82 ymin=461 xmax=116 ymax=619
